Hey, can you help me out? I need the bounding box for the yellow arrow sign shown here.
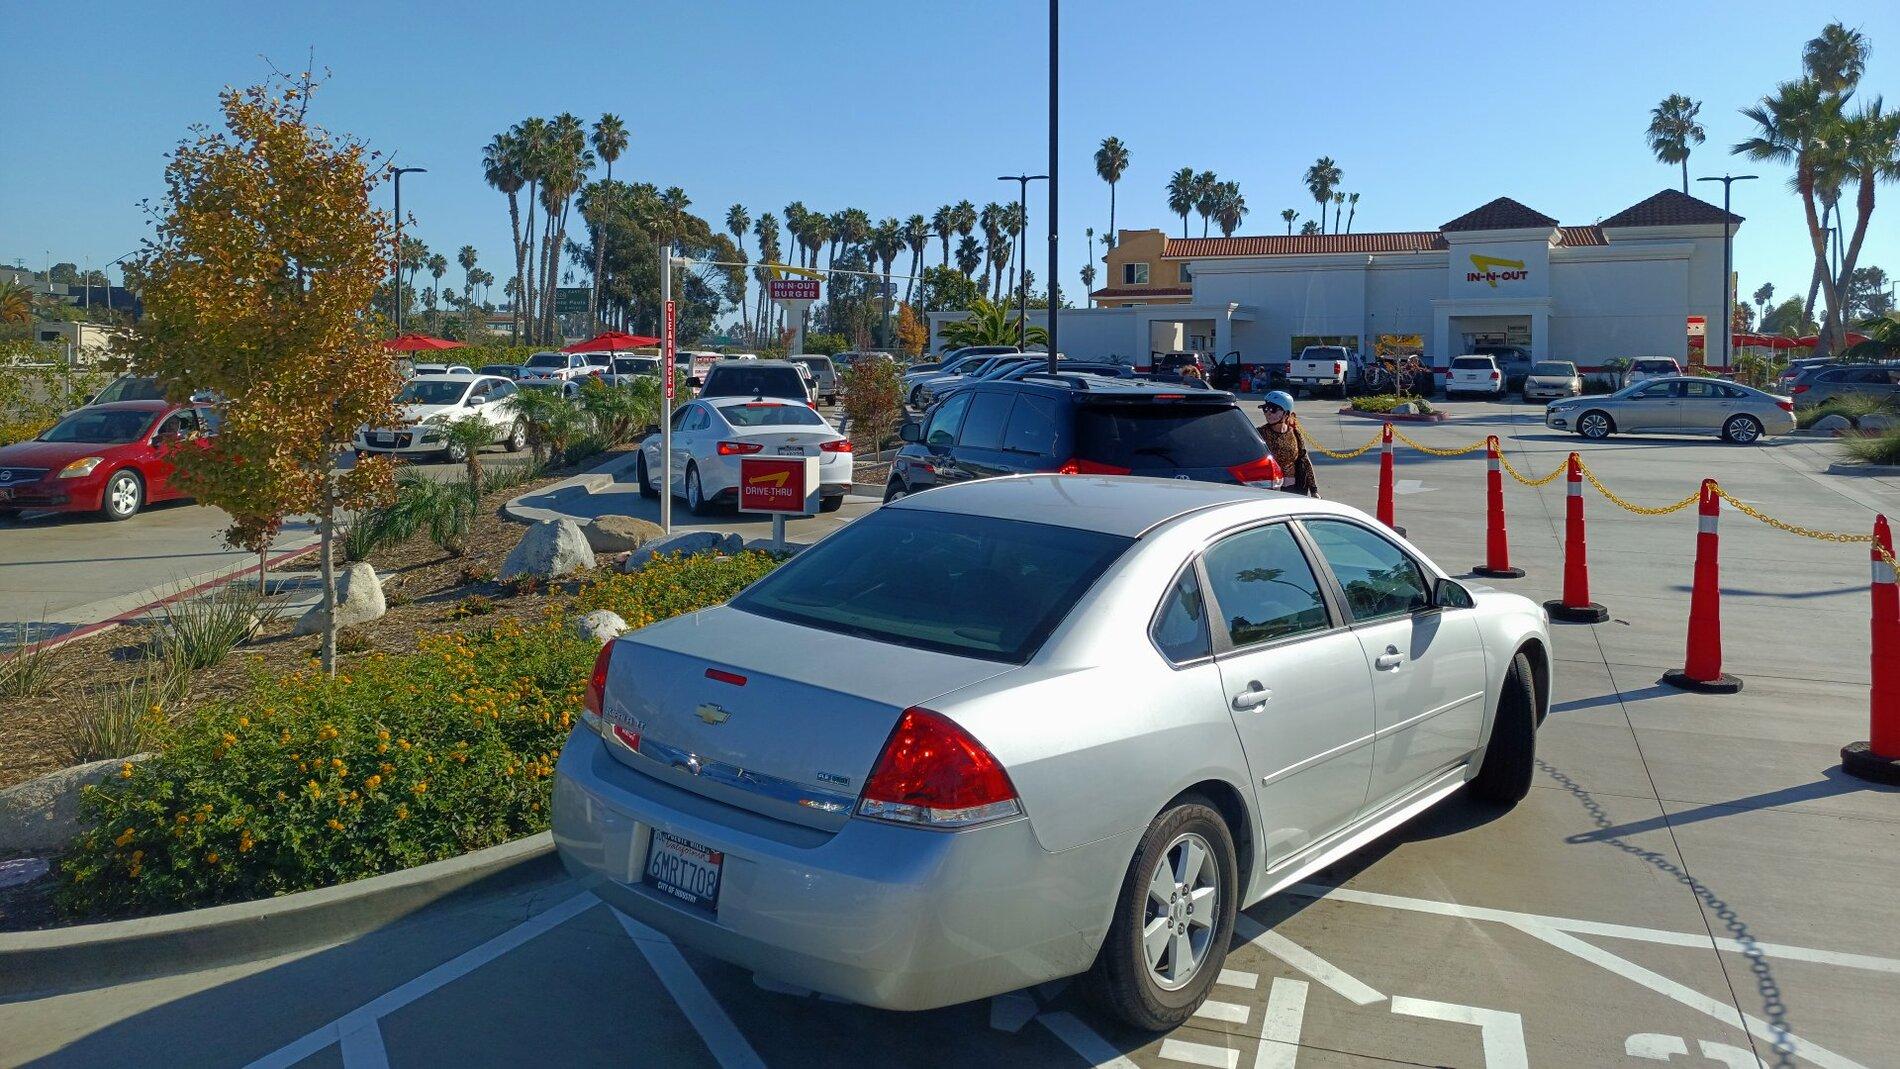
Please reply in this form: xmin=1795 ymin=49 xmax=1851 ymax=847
xmin=747 ymin=470 xmax=791 ymax=487
xmin=764 ymin=263 xmax=823 ymax=280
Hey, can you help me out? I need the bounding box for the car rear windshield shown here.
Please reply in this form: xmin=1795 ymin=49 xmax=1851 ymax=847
xmin=701 ymin=366 xmax=806 ymax=399
xmin=719 ymin=402 xmax=825 ymax=427
xmin=1451 ymin=357 xmax=1494 ymax=370
xmin=1634 ymin=360 xmax=1677 ymax=371
xmin=1532 ymin=362 xmax=1575 ymax=376
xmin=526 ymin=353 xmax=567 ymax=368
xmin=732 ymin=509 xmax=1132 ymax=663
xmin=395 ymin=380 xmax=468 ymax=405
xmin=1075 ymin=402 xmax=1264 ymax=471
xmin=95 ymin=377 xmax=166 ymax=404
xmin=613 ymin=358 xmax=658 ymax=374
xmin=41 ymin=409 xmax=154 ymax=444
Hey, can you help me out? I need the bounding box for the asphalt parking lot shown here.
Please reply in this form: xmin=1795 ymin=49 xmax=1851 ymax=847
xmin=4 ymin=397 xmax=1897 ymax=1068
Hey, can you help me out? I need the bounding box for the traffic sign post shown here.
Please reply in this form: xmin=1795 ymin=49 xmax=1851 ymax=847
xmin=768 ymin=277 xmax=819 ymax=356
xmin=738 ymin=455 xmax=818 ymax=553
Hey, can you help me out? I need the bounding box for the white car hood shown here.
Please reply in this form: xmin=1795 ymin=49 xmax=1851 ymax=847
xmin=399 ymin=402 xmax=458 ymax=425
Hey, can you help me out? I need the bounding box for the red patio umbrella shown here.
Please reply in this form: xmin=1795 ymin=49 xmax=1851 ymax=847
xmin=562 ymin=331 xmax=660 ymax=352
xmin=1793 ymin=331 xmax=1870 ymax=348
xmin=1731 ymin=333 xmax=1797 ymax=350
xmin=384 ymin=334 xmax=466 ymax=351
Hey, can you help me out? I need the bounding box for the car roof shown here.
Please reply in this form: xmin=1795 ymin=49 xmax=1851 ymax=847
xmin=81 ymin=399 xmax=176 ymax=413
xmin=989 ymin=375 xmax=1235 ymax=400
xmin=706 ymin=359 xmax=800 ymax=370
xmin=408 ymin=372 xmax=491 ymax=384
xmin=889 ymin=473 xmax=1294 ymax=538
xmin=700 ymin=395 xmax=815 ymax=410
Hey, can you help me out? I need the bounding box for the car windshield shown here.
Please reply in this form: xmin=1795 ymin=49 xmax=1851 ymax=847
xmin=395 ymin=380 xmax=469 ymax=405
xmin=582 ymin=354 xmax=611 ymax=366
xmin=732 ymin=509 xmax=1132 ymax=663
xmin=1076 ymin=402 xmax=1265 ymax=470
xmin=719 ymin=402 xmax=825 ymax=428
xmin=613 ymin=357 xmax=658 ymax=374
xmin=477 ymin=365 xmax=517 ymax=377
xmin=793 ymin=358 xmax=830 ymax=373
xmin=701 ymin=366 xmax=806 ymax=399
xmin=41 ymin=409 xmax=155 ymax=444
xmin=1532 ymin=362 xmax=1575 ymax=376
xmin=1451 ymin=357 xmax=1493 ymax=370
xmin=94 ymin=376 xmax=167 ymax=404
xmin=1634 ymin=360 xmax=1677 ymax=372
xmin=526 ymin=353 xmax=567 ymax=368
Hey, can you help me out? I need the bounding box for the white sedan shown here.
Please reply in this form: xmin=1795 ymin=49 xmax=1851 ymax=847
xmin=355 ymin=373 xmax=526 ymax=460
xmin=635 ymin=396 xmax=853 ymax=515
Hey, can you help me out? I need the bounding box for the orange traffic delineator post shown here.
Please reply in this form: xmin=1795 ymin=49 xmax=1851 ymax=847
xmin=1472 ymin=435 xmax=1524 ymax=579
xmin=1843 ymin=514 xmax=1900 ymax=785
xmin=1376 ymin=423 xmax=1396 ymax=529
xmin=1543 ymin=452 xmax=1608 ymax=623
xmin=1663 ymin=480 xmax=1741 ymax=693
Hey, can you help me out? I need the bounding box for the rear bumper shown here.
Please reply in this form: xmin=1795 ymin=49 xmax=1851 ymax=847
xmin=552 ymin=726 xmax=1123 ymax=1010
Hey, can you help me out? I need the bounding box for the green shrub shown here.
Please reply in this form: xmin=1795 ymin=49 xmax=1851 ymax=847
xmin=59 ymin=662 xmax=190 ymax=765
xmin=1798 ymin=393 xmax=1895 ymax=430
xmin=1842 ymin=429 xmax=1900 ymax=466
xmin=148 ymin=584 xmax=274 ymax=672
xmin=0 ymin=628 xmax=60 ymax=699
xmin=60 ymin=550 xmax=783 ymax=918
xmin=1349 ymin=394 xmax=1434 ymax=415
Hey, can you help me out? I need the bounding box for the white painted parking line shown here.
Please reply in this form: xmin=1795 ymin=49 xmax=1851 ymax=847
xmin=1291 ymin=882 xmax=1900 ymax=975
xmin=1515 ymin=922 xmax=1864 ymax=1069
xmin=1160 ymin=1037 xmax=1239 ymax=1068
xmin=613 ymin=909 xmax=766 ymax=1069
xmin=1389 ymin=997 xmax=1529 ymax=1069
xmin=337 ymin=1014 xmax=390 ymax=1069
xmin=1233 ymin=916 xmax=1384 ymax=1006
xmin=244 ymin=891 xmax=600 ymax=1069
xmin=1038 ymin=1011 xmax=1141 ymax=1069
xmin=1252 ymin=977 xmax=1309 ymax=1069
xmin=1193 ymin=999 xmax=1250 ymax=1025
xmin=1217 ymin=969 xmax=1259 ymax=990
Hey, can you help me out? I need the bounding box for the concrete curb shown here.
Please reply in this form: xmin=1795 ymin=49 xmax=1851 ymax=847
xmin=501 ymin=452 xmax=639 ymax=526
xmin=1826 ymin=461 xmax=1900 ymax=477
xmin=0 ymin=832 xmax=557 ymax=1000
xmin=1335 ymin=406 xmax=1449 ymax=423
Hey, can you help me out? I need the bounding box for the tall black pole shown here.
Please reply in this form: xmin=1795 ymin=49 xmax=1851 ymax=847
xmin=1047 ymin=0 xmax=1059 ymax=375
xmin=998 ymin=174 xmax=1047 ymax=353
xmin=1698 ymin=173 xmax=1755 ymax=368
xmin=391 ymin=167 xmax=427 ymax=334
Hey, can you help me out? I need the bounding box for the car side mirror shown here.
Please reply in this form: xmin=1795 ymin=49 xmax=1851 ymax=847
xmin=1434 ymin=577 xmax=1475 ymax=610
xmin=467 ymin=396 xmax=486 ymax=406
xmin=899 ymin=420 xmax=923 ymax=444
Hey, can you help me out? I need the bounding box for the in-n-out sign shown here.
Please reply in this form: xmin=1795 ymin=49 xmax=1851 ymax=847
xmin=1466 ymin=254 xmax=1528 ymax=288
xmin=1686 ymin=315 xmax=1706 ymax=338
xmin=769 ymin=278 xmax=820 ymax=301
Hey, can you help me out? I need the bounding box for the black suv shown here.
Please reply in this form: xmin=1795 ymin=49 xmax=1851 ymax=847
xmin=886 ymin=375 xmax=1284 ymax=501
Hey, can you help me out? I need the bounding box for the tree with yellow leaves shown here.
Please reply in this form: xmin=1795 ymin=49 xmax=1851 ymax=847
xmin=127 ymin=71 xmax=403 ymax=675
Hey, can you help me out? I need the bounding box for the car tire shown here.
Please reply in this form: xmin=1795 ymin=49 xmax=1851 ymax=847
xmin=1578 ymin=411 xmax=1614 ymax=439
xmin=1087 ymin=797 xmax=1239 ymax=1032
xmin=636 ymin=452 xmax=659 ymax=500
xmin=99 ymin=469 xmax=143 ymax=521
xmin=1468 ymin=651 xmax=1538 ymax=806
xmin=504 ymin=420 xmax=527 ymax=453
xmin=819 ymin=494 xmax=844 ymax=513
xmin=685 ymin=463 xmax=714 ymax=516
xmin=1722 ymin=414 xmax=1763 ymax=444
xmin=444 ymin=441 xmax=469 ymax=464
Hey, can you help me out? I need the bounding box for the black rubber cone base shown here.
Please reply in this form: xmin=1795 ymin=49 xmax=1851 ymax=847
xmin=1544 ymin=599 xmax=1609 ymax=623
xmin=1842 ymin=741 xmax=1900 ymax=785
xmin=1473 ymin=566 xmax=1526 ymax=579
xmin=1661 ymin=668 xmax=1743 ymax=694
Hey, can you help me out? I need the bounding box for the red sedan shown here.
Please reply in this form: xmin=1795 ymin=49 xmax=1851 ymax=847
xmin=0 ymin=400 xmax=218 ymax=521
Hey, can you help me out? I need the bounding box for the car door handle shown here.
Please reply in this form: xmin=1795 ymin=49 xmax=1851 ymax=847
xmin=1231 ymin=684 xmax=1272 ymax=711
xmin=1375 ymin=647 xmax=1403 ymax=671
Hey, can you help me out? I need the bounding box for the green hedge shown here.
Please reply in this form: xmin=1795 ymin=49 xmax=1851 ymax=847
xmin=60 ymin=551 xmax=784 ymax=918
xmin=1349 ymin=394 xmax=1435 ymax=414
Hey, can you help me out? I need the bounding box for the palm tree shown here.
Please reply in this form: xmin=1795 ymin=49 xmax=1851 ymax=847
xmin=872 ymin=218 xmax=904 ymax=343
xmin=512 ymin=117 xmax=551 ymax=338
xmin=427 ymin=253 xmax=448 ymax=332
xmin=1803 ymin=22 xmax=1868 ymax=94
xmin=955 ymin=234 xmax=983 ymax=280
xmin=1646 ymin=94 xmax=1707 ymax=194
xmin=726 ymin=204 xmax=751 ymax=259
xmin=753 ymin=212 xmax=780 ymax=340
xmin=482 ymin=133 xmax=526 ymax=343
xmin=902 ymin=214 xmax=929 ymax=306
xmin=1346 ymin=193 xmax=1360 ymax=234
xmin=979 ymin=202 xmax=1005 ymax=298
xmin=1213 ymin=181 xmax=1248 ymax=237
xmin=588 ymin=114 xmax=628 ymax=330
xmin=1753 ymin=282 xmax=1775 ymax=332
xmin=1166 ymin=168 xmax=1197 ymax=237
xmin=0 ymin=279 xmax=33 ymax=324
xmin=1192 ymin=171 xmax=1220 ymax=237
xmin=1829 ymin=100 xmax=1900 ymax=351
xmin=1300 ymin=220 xmax=1320 ymax=235
xmin=1735 ymin=78 xmax=1849 ymax=352
xmin=1280 ymin=208 xmax=1298 ymax=235
xmin=931 ymin=205 xmax=956 ymax=267
xmin=1332 ymin=191 xmax=1346 ymax=233
xmin=457 ymin=245 xmax=478 ymax=304
xmin=1001 ymin=201 xmax=1027 ymax=304
xmin=1079 ymin=262 xmax=1096 ymax=305
xmin=1303 ymin=157 xmax=1341 ymax=234
xmin=939 ymin=296 xmax=1048 ymax=349
xmin=1094 ymin=136 xmax=1130 ymax=244
xmin=534 ymin=113 xmax=592 ymax=343
xmin=951 ymin=200 xmax=977 ymax=255
xmin=800 ymin=215 xmax=829 ymax=277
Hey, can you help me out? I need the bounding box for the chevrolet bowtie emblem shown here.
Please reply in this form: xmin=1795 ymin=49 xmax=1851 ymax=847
xmin=696 ymin=703 xmax=731 ymax=725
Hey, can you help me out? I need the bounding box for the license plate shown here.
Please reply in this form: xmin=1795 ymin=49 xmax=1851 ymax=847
xmin=643 ymin=831 xmax=723 ymax=913
xmin=776 ymin=445 xmax=805 ymax=456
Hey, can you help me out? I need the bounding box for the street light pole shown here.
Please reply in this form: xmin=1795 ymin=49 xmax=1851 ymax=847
xmin=1696 ymin=173 xmax=1756 ymax=369
xmin=1047 ymin=0 xmax=1059 ymax=376
xmin=391 ymin=166 xmax=428 ymax=334
xmin=996 ymin=174 xmax=1048 ymax=353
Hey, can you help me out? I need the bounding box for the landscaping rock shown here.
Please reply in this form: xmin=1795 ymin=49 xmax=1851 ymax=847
xmin=571 ymin=610 xmax=628 ymax=644
xmin=1809 ymin=414 xmax=1851 ymax=434
xmin=583 ymin=515 xmax=664 ymax=553
xmin=0 ymin=754 xmax=154 ymax=852
xmin=291 ymin=562 xmax=386 ymax=636
xmin=500 ymin=518 xmax=596 ymax=581
xmin=1861 ymin=412 xmax=1898 ymax=433
xmin=1392 ymin=401 xmax=1421 ymax=415
xmin=622 ymin=530 xmax=721 ymax=572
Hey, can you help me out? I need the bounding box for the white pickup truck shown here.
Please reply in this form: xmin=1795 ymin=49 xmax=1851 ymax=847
xmin=1286 ymin=345 xmax=1365 ymax=397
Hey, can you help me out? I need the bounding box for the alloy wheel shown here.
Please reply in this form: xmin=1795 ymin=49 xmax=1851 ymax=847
xmin=1579 ymin=412 xmax=1610 ymax=439
xmin=106 ymin=473 xmax=140 ymax=518
xmin=1726 ymin=416 xmax=1760 ymax=443
xmin=1142 ymin=832 xmax=1220 ymax=991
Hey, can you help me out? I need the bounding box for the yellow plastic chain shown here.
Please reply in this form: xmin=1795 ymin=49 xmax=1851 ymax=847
xmin=1498 ymin=453 xmax=1567 ymax=487
xmin=1708 ymin=485 xmax=1877 ymax=547
xmin=1573 ymin=459 xmax=1701 ymax=515
xmin=1308 ymin=431 xmax=1383 ymax=460
xmin=1390 ymin=428 xmax=1489 ymax=457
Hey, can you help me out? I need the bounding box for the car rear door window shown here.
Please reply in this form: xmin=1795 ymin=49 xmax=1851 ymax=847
xmin=925 ymin=392 xmax=971 ymax=446
xmin=1681 ymin=381 xmax=1721 ymax=399
xmin=1002 ymin=394 xmax=1062 ymax=455
xmin=1304 ymin=520 xmax=1430 ymax=622
xmin=1202 ymin=524 xmax=1331 ymax=648
xmin=1152 ymin=567 xmax=1212 ymax=662
xmin=958 ymin=392 xmax=1013 ymax=450
xmin=1075 ymin=402 xmax=1261 ymax=471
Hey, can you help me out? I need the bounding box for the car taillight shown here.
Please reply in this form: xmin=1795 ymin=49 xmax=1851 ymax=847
xmin=1333 ymin=362 xmax=1344 ymax=375
xmin=819 ymin=439 xmax=852 ymax=453
xmin=1777 ymin=400 xmax=1795 ymax=412
xmin=1791 ymin=384 xmax=1809 ymax=395
xmin=858 ymin=707 xmax=1021 ymax=827
xmin=1490 ymin=371 xmax=1500 ymax=381
xmin=716 ymin=440 xmax=764 ymax=455
xmin=1057 ymin=457 xmax=1133 ymax=475
xmin=582 ymin=642 xmax=614 ymax=731
xmin=1229 ymin=454 xmax=1284 ymax=488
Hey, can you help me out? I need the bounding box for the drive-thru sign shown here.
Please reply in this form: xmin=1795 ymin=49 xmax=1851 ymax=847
xmin=738 ymin=456 xmax=818 ymax=514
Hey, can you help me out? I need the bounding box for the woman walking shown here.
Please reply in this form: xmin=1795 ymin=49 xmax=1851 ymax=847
xmin=1256 ymin=391 xmax=1319 ymax=497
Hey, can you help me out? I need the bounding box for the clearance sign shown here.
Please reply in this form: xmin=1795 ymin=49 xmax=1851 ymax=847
xmin=1466 ymin=254 xmax=1529 ymax=288
xmin=738 ymin=456 xmax=818 ymax=514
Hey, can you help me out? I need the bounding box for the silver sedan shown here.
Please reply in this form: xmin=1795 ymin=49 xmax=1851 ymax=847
xmin=1545 ymin=375 xmax=1796 ymax=443
xmin=553 ymin=475 xmax=1551 ymax=1031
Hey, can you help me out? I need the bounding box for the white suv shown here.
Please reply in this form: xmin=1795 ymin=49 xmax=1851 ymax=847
xmin=1446 ymin=355 xmax=1504 ymax=398
xmin=518 ymin=351 xmax=597 ymax=385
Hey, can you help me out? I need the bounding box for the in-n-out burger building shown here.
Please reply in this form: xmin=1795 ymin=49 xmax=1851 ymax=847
xmin=935 ymin=191 xmax=1743 ymax=371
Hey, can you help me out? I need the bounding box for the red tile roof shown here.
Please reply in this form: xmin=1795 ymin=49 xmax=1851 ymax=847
xmin=1598 ymin=189 xmax=1743 ymax=228
xmin=1163 ymin=232 xmax=1446 ymax=257
xmin=1440 ymin=197 xmax=1560 ymax=231
xmin=1555 ymin=226 xmax=1607 ymax=247
xmin=1088 ymin=285 xmax=1193 ymax=299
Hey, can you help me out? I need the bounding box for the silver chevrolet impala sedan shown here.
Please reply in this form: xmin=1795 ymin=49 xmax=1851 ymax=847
xmin=553 ymin=475 xmax=1551 ymax=1030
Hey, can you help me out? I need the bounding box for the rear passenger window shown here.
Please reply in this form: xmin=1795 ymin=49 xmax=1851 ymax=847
xmin=1151 ymin=568 xmax=1211 ymax=662
xmin=1305 ymin=520 xmax=1430 ymax=621
xmin=1203 ymin=525 xmax=1330 ymax=648
xmin=1002 ymin=394 xmax=1061 ymax=455
xmin=958 ymin=393 xmax=1013 ymax=450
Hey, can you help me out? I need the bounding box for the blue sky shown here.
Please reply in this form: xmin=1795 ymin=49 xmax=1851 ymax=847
xmin=3 ymin=1 xmax=1893 ymax=320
